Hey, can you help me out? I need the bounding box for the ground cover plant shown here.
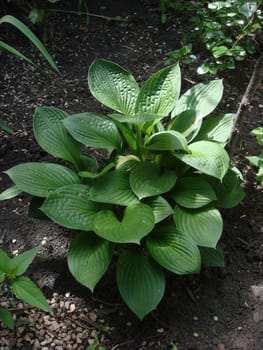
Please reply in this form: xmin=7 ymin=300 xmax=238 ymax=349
xmin=163 ymin=0 xmax=263 ymax=74
xmin=0 ymin=58 xmax=245 ymax=320
xmin=0 ymin=246 xmax=51 ymax=330
xmin=247 ymin=126 xmax=263 ymax=186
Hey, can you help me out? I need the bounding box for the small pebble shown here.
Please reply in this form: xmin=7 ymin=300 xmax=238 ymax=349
xmin=213 ymin=316 xmax=219 ymax=321
xmin=193 ymin=332 xmax=199 ymax=337
xmin=193 ymin=316 xmax=198 ymax=321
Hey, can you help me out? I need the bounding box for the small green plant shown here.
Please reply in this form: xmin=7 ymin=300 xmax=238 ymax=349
xmin=0 ymin=14 xmax=59 ymax=132
xmin=246 ymin=127 xmax=263 ymax=186
xmin=0 ymin=246 xmax=51 ymax=330
xmin=86 ymin=334 xmax=106 ymax=350
xmin=0 ymin=59 xmax=245 ymax=319
xmin=164 ymin=0 xmax=263 ymax=74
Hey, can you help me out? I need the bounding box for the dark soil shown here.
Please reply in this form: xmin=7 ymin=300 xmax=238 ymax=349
xmin=0 ymin=1 xmax=263 ymax=349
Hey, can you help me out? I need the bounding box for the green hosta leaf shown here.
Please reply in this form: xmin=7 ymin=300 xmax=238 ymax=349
xmin=168 ymin=110 xmax=201 ymax=142
xmin=11 ymin=276 xmax=51 ymax=312
xmin=64 ymin=112 xmax=122 ymax=152
xmin=199 ymin=246 xmax=225 ymax=267
xmin=33 ymin=107 xmax=80 ymax=167
xmin=93 ymin=203 xmax=155 ymax=244
xmin=173 ymin=141 xmax=229 ymax=180
xmin=116 ymin=250 xmax=165 ymax=319
xmin=130 ymin=163 xmax=177 ymax=199
xmin=204 ymin=168 xmax=245 ymax=208
xmin=0 ymin=307 xmax=14 ymax=330
xmin=0 ymin=185 xmax=22 ymax=201
xmin=135 ymin=64 xmax=181 ymax=116
xmin=89 ymin=170 xmax=139 ymax=206
xmin=88 ymin=58 xmax=139 ymax=114
xmin=168 ymin=110 xmax=197 ymax=134
xmin=174 ymin=206 xmax=223 ymax=248
xmin=172 ymin=176 xmax=217 ymax=208
xmin=5 ymin=163 xmax=80 ymax=197
xmin=41 ymin=184 xmax=101 ymax=230
xmin=109 ymin=113 xmax=163 ymax=125
xmin=68 ymin=232 xmax=114 ymax=292
xmin=0 ymin=249 xmax=12 ymax=273
xmin=145 ymin=131 xmax=188 ymax=151
xmin=9 ymin=246 xmax=41 ymax=277
xmin=195 ymin=114 xmax=234 ymax=143
xmin=171 ymin=80 xmax=223 ymax=120
xmin=145 ymin=196 xmax=173 ymax=223
xmin=147 ymin=223 xmax=201 ymax=274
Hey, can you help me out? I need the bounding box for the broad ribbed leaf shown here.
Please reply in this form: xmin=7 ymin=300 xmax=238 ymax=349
xmin=89 ymin=170 xmax=139 ymax=206
xmin=173 ymin=141 xmax=229 ymax=180
xmin=117 ymin=250 xmax=165 ymax=319
xmin=130 ymin=163 xmax=177 ymax=199
xmin=0 ymin=307 xmax=14 ymax=330
xmin=0 ymin=185 xmax=22 ymax=201
xmin=88 ymin=58 xmax=139 ymax=114
xmin=204 ymin=168 xmax=245 ymax=208
xmin=64 ymin=112 xmax=122 ymax=151
xmin=5 ymin=163 xmax=80 ymax=197
xmin=109 ymin=113 xmax=163 ymax=125
xmin=11 ymin=276 xmax=51 ymax=312
xmin=93 ymin=203 xmax=155 ymax=244
xmin=195 ymin=114 xmax=234 ymax=143
xmin=174 ymin=206 xmax=223 ymax=248
xmin=135 ymin=64 xmax=181 ymax=115
xmin=168 ymin=110 xmax=197 ymax=134
xmin=9 ymin=246 xmax=40 ymax=276
xmin=33 ymin=107 xmax=80 ymax=167
xmin=145 ymin=196 xmax=173 ymax=223
xmin=172 ymin=176 xmax=217 ymax=208
xmin=147 ymin=224 xmax=201 ymax=274
xmin=68 ymin=232 xmax=114 ymax=292
xmin=199 ymin=246 xmax=225 ymax=267
xmin=41 ymin=184 xmax=101 ymax=230
xmin=171 ymin=80 xmax=223 ymax=119
xmin=145 ymin=131 xmax=188 ymax=151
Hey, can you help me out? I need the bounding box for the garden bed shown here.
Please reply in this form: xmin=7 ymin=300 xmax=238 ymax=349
xmin=0 ymin=1 xmax=263 ymax=349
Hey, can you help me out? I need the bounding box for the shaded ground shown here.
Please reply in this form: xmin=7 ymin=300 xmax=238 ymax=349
xmin=0 ymin=1 xmax=263 ymax=349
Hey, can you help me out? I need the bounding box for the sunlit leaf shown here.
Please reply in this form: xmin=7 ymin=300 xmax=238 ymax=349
xmin=88 ymin=58 xmax=139 ymax=114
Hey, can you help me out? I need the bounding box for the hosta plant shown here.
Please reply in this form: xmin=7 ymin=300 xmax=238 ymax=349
xmin=0 ymin=59 xmax=245 ymax=319
xmin=0 ymin=246 xmax=51 ymax=330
